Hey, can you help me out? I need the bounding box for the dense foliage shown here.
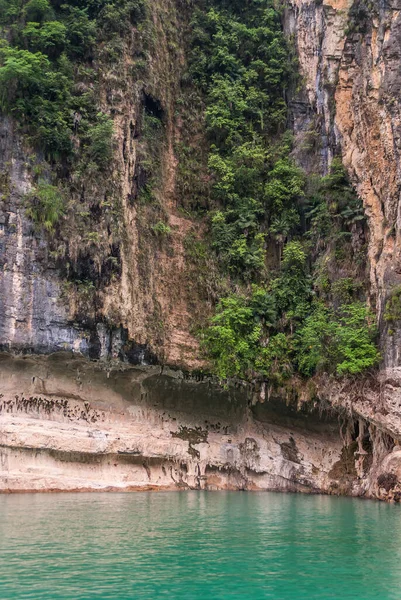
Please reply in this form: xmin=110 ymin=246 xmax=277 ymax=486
xmin=25 ymin=180 xmax=64 ymax=230
xmin=384 ymin=286 xmax=401 ymax=324
xmin=0 ymin=0 xmax=150 ymax=233
xmin=0 ymin=0 xmax=149 ymax=170
xmin=189 ymin=0 xmax=379 ymax=384
xmin=189 ymin=0 xmax=298 ymax=276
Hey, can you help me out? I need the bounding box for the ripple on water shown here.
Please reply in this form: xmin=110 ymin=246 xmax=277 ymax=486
xmin=0 ymin=491 xmax=400 ymax=599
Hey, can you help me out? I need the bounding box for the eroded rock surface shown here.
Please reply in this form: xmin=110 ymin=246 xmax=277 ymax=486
xmin=287 ymin=0 xmax=401 ymax=367
xmin=0 ymin=352 xmax=398 ymax=500
xmin=0 ymin=353 xmax=356 ymax=494
xmin=2 ymin=0 xmax=401 ymax=499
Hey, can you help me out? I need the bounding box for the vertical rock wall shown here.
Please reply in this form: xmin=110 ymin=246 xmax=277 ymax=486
xmin=286 ymin=0 xmax=401 ymax=370
xmin=0 ymin=118 xmax=85 ymax=355
xmin=2 ymin=0 xmax=401 ymax=499
xmin=0 ymin=0 xmax=206 ymax=369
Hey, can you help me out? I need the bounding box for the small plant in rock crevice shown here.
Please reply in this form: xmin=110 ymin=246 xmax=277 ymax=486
xmin=151 ymin=221 xmax=171 ymax=236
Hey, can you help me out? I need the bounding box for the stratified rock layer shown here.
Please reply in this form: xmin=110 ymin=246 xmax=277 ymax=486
xmin=0 ymin=353 xmax=353 ymax=494
xmin=0 ymin=352 xmax=399 ymax=501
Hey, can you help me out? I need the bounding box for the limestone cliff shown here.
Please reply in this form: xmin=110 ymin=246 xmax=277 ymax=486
xmin=0 ymin=0 xmax=206 ymax=370
xmin=1 ymin=0 xmax=401 ymax=501
xmin=0 ymin=352 xmax=385 ymax=497
xmin=285 ymin=0 xmax=401 ymax=500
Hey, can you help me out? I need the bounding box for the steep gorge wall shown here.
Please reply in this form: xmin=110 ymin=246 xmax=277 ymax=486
xmin=287 ymin=0 xmax=401 ymax=357
xmin=0 ymin=0 xmax=206 ymax=370
xmin=286 ymin=0 xmax=401 ymax=483
xmin=1 ymin=0 xmax=401 ymax=499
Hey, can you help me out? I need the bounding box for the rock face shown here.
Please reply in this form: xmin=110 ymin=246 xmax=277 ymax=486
xmin=0 ymin=0 xmax=205 ymax=370
xmin=284 ymin=0 xmax=401 ymax=499
xmin=287 ymin=0 xmax=401 ymax=357
xmin=0 ymin=118 xmax=77 ymax=355
xmin=0 ymin=351 xmax=399 ymax=500
xmin=0 ymin=116 xmax=158 ymax=363
xmin=2 ymin=0 xmax=401 ymax=499
xmin=0 ymin=353 xmax=370 ymax=495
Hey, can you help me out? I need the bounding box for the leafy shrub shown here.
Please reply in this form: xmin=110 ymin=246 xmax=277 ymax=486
xmin=22 ymin=21 xmax=67 ymax=57
xmin=0 ymin=0 xmax=146 ymax=164
xmin=265 ymin=159 xmax=305 ymax=243
xmin=97 ymin=0 xmax=148 ymax=35
xmin=254 ymin=333 xmax=293 ymax=385
xmin=152 ymin=221 xmax=171 ymax=236
xmin=189 ymin=0 xmax=296 ymax=278
xmin=61 ymin=6 xmax=96 ymax=58
xmin=226 ymin=233 xmax=265 ymax=276
xmin=270 ymin=241 xmax=311 ymax=322
xmin=26 ymin=181 xmax=64 ymax=230
xmin=203 ymin=294 xmax=260 ymax=380
xmin=334 ymin=303 xmax=380 ymax=375
xmin=0 ymin=46 xmax=50 ymax=110
xmin=306 ymin=159 xmax=365 ymax=253
xmin=0 ymin=44 xmax=74 ymax=158
xmin=202 ymin=286 xmax=287 ymax=381
xmin=23 ymin=0 xmax=53 ymax=23
xmin=331 ymin=277 xmax=361 ymax=305
xmin=82 ymin=113 xmax=114 ymax=170
xmin=384 ymin=286 xmax=401 ymax=323
xmin=295 ymin=303 xmax=331 ymax=376
xmin=296 ymin=301 xmax=380 ymax=376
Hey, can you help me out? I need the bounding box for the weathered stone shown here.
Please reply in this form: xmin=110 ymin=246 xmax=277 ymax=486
xmin=0 ymin=353 xmax=356 ymax=494
xmin=2 ymin=0 xmax=401 ymax=501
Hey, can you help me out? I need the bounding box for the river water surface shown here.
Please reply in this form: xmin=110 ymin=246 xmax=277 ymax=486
xmin=0 ymin=491 xmax=400 ymax=599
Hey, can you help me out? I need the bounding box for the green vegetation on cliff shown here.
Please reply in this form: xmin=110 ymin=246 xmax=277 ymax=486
xmin=0 ymin=0 xmax=148 ymax=164
xmin=184 ymin=0 xmax=379 ymax=384
xmin=0 ymin=0 xmax=379 ymax=384
xmin=0 ymin=0 xmax=153 ymax=303
xmin=189 ymin=0 xmax=295 ymax=276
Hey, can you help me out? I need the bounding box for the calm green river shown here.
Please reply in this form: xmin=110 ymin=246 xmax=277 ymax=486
xmin=0 ymin=491 xmax=400 ymax=599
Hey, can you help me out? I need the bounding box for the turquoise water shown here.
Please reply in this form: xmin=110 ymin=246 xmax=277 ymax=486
xmin=0 ymin=492 xmax=400 ymax=599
